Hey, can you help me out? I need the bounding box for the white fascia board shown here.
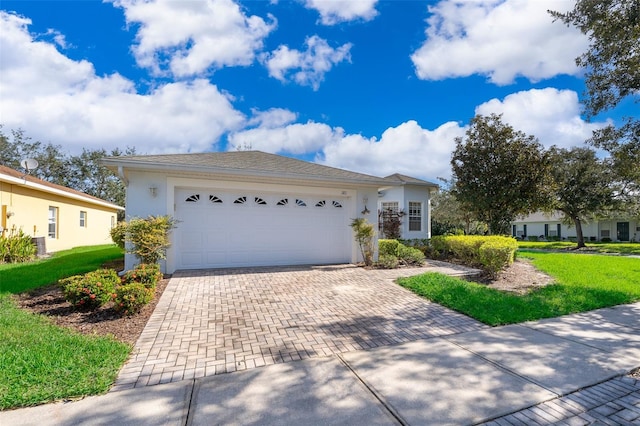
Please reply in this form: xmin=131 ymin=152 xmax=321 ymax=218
xmin=0 ymin=173 xmax=124 ymax=211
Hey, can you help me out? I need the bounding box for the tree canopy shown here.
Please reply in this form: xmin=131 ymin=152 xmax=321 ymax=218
xmin=550 ymin=0 xmax=639 ymax=217
xmin=0 ymin=126 xmax=133 ymax=217
xmin=548 ymin=146 xmax=616 ymax=247
xmin=550 ymin=0 xmax=640 ymax=117
xmin=451 ymin=114 xmax=552 ymax=235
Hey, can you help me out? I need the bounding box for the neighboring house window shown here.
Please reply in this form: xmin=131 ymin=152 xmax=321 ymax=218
xmin=408 ymin=202 xmax=422 ymax=231
xmin=512 ymin=225 xmax=517 ymax=237
xmin=48 ymin=206 xmax=58 ymax=238
xmin=111 ymin=216 xmax=116 ymax=228
xmin=80 ymin=211 xmax=87 ymax=227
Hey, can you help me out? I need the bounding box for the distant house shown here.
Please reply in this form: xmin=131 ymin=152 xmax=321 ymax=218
xmin=377 ymin=174 xmax=438 ymax=240
xmin=0 ymin=165 xmax=124 ymax=253
xmin=512 ymin=212 xmax=639 ymax=242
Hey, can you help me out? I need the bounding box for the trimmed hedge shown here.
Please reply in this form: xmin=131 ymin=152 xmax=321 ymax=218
xmin=429 ymin=235 xmax=518 ymax=276
xmin=378 ymin=239 xmax=425 ymax=268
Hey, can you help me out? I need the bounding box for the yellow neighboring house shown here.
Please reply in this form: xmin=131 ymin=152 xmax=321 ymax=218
xmin=0 ymin=165 xmax=124 ymax=253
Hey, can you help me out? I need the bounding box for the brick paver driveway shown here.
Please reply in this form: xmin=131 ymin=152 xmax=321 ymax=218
xmin=114 ymin=263 xmax=487 ymax=390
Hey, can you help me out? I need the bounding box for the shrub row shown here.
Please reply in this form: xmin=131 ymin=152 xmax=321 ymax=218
xmin=59 ymin=263 xmax=162 ymax=315
xmin=378 ymin=239 xmax=425 ymax=269
xmin=429 ymin=235 xmax=518 ymax=277
xmin=0 ymin=229 xmax=37 ymax=263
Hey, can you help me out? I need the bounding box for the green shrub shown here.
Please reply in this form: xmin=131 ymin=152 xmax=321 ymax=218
xmin=0 ymin=228 xmax=37 ymax=263
xmin=109 ymin=221 xmax=127 ymax=250
xmin=123 ymin=263 xmax=162 ymax=289
xmin=379 ymin=239 xmax=400 ymax=257
xmin=114 ymin=283 xmax=153 ymax=315
xmin=377 ymin=254 xmax=399 ymax=269
xmin=601 ymin=237 xmax=612 ymax=242
xmin=478 ymin=239 xmax=518 ymax=277
xmin=59 ymin=269 xmax=119 ymax=309
xmin=111 ymin=216 xmax=176 ymax=264
xmin=528 ymin=235 xmax=539 ymax=242
xmin=399 ymin=239 xmax=430 ymax=254
xmin=429 ymin=236 xmax=448 ymax=258
xmin=398 ymin=244 xmax=425 ymax=266
xmin=350 ymin=218 xmax=375 ymax=266
xmin=445 ymin=235 xmax=485 ymax=264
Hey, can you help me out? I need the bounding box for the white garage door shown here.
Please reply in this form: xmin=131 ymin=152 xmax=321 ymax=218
xmin=174 ymin=188 xmax=352 ymax=269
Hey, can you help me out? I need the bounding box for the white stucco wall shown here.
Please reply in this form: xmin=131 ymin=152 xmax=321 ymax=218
xmin=123 ymin=170 xmax=381 ymax=272
xmin=378 ymin=185 xmax=432 ymax=240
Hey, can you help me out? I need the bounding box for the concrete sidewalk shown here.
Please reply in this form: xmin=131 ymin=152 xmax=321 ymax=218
xmin=2 ymin=302 xmax=639 ymax=425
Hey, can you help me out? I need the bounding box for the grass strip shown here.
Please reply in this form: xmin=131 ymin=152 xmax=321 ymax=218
xmin=0 ymin=295 xmax=130 ymax=409
xmin=518 ymin=241 xmax=640 ymax=255
xmin=0 ymin=245 xmax=123 ymax=294
xmin=399 ymin=252 xmax=640 ymax=326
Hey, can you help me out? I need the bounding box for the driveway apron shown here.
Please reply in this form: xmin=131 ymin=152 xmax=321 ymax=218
xmin=113 ymin=263 xmax=486 ymax=390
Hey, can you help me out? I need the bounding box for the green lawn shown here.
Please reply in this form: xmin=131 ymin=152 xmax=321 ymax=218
xmin=0 ymin=245 xmax=130 ymax=409
xmin=518 ymin=240 xmax=640 ymax=255
xmin=0 ymin=244 xmax=123 ymax=294
xmin=399 ymin=251 xmax=640 ymax=326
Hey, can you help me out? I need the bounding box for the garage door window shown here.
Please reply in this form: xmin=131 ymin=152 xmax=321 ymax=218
xmin=186 ymin=194 xmax=200 ymax=202
xmin=255 ymin=197 xmax=267 ymax=205
xmin=315 ymin=200 xmax=326 ymax=207
xmin=277 ymin=198 xmax=288 ymax=206
xmin=209 ymin=195 xmax=223 ymax=204
xmin=296 ymin=199 xmax=307 ymax=207
xmin=234 ymin=196 xmax=247 ymax=204
xmin=332 ymin=201 xmax=342 ymax=208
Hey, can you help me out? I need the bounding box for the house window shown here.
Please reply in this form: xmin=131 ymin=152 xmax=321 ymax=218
xmin=381 ymin=202 xmax=399 ymax=213
xmin=601 ymin=230 xmax=610 ymax=238
xmin=48 ymin=206 xmax=58 ymax=238
xmin=79 ymin=211 xmax=87 ymax=227
xmin=111 ymin=216 xmax=116 ymax=228
xmin=408 ymin=202 xmax=422 ymax=232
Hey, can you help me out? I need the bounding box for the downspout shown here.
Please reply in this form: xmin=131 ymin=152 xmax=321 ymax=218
xmin=117 ymin=166 xmax=129 ymax=186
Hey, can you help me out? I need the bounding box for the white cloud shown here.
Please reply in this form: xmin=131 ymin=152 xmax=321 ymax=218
xmin=262 ymin=35 xmax=352 ymax=90
xmin=246 ymin=108 xmax=298 ymax=128
xmin=320 ymin=120 xmax=465 ymax=180
xmin=229 ymin=120 xmax=343 ymax=154
xmin=475 ymin=88 xmax=609 ymax=149
xmin=303 ymin=0 xmax=379 ymax=25
xmin=411 ymin=0 xmax=588 ymax=84
xmin=112 ymin=0 xmax=276 ymax=77
xmin=0 ymin=11 xmax=244 ymax=154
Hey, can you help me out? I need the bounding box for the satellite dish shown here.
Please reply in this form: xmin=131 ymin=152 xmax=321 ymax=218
xmin=20 ymin=158 xmax=39 ymax=174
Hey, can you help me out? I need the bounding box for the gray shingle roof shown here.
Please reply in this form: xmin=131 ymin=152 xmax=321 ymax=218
xmin=384 ymin=173 xmax=439 ymax=187
xmin=102 ymin=151 xmax=390 ymax=186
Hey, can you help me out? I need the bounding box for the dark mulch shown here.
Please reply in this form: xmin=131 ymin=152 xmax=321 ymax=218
xmin=13 ymin=259 xmax=170 ymax=346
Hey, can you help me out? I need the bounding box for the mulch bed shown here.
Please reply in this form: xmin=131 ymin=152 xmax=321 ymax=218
xmin=13 ymin=259 xmax=170 ymax=346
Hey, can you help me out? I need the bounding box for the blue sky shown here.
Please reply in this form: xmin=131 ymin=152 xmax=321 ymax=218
xmin=0 ymin=0 xmax=630 ymax=181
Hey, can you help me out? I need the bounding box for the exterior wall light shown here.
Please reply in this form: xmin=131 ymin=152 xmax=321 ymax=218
xmin=149 ymin=185 xmax=157 ymax=198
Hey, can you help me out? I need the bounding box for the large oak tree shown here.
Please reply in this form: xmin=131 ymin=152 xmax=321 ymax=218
xmin=548 ymin=146 xmax=616 ymax=248
xmin=451 ymin=114 xmax=552 ymax=235
xmin=550 ymin=0 xmax=639 ymax=215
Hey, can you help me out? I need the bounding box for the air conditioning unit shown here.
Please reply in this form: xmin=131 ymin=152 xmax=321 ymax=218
xmin=600 ymin=230 xmax=610 ymax=238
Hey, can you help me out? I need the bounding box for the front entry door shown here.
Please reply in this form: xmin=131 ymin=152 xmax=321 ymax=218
xmin=617 ymin=222 xmax=630 ymax=241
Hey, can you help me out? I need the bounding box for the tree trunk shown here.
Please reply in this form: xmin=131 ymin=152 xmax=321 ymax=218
xmin=573 ymin=216 xmax=586 ymax=248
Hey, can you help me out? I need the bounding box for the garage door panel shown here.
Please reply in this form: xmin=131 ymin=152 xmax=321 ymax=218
xmin=175 ymin=188 xmax=351 ymax=269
